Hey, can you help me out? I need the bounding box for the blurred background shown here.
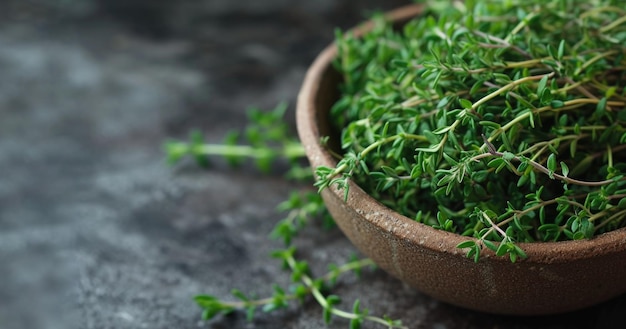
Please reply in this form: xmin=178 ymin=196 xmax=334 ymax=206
xmin=0 ymin=1 xmax=623 ymax=328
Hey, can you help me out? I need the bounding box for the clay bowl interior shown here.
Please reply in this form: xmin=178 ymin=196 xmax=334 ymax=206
xmin=296 ymin=4 xmax=626 ymax=315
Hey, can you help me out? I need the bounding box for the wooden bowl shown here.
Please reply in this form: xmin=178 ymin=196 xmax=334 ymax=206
xmin=296 ymin=4 xmax=626 ymax=315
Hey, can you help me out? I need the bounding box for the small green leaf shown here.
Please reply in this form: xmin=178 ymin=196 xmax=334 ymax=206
xmin=570 ymin=139 xmax=578 ymax=158
xmin=483 ymin=240 xmax=497 ymax=252
xmin=350 ymin=318 xmax=362 ymax=329
xmin=164 ymin=141 xmax=189 ymax=165
xmin=517 ymin=174 xmax=529 ymax=187
xmin=479 ymin=121 xmax=501 ymax=129
xmin=561 ymin=162 xmax=569 ymax=177
xmin=557 ymin=39 xmax=565 ymax=59
xmin=456 ymin=240 xmax=476 ymax=249
xmin=326 ymin=295 xmax=341 ymax=306
xmin=246 ymin=306 xmax=256 ymax=322
xmin=487 ymin=158 xmax=504 ymax=168
xmin=495 ymin=242 xmax=509 ymax=257
xmin=459 ymin=98 xmax=473 ymax=109
xmin=502 ymin=152 xmax=516 ymax=161
xmin=323 ymin=307 xmax=332 ymax=324
xmin=547 ymin=153 xmax=557 ymax=172
xmin=513 ymin=245 xmax=528 ymax=259
xmin=352 ymin=299 xmax=361 ymax=313
xmin=536 ymin=74 xmax=549 ymax=95
xmin=433 ymin=125 xmax=453 ymax=134
xmin=473 ymin=245 xmax=481 ymax=262
xmin=424 ymin=130 xmax=440 ymax=144
xmin=551 ymin=100 xmax=564 ymax=108
xmin=596 ymin=97 xmax=608 ymax=116
xmin=416 ymin=144 xmax=441 ymax=153
xmin=232 ymin=289 xmax=249 ymax=302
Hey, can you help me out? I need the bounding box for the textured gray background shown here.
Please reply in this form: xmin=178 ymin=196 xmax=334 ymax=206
xmin=1 ymin=1 xmax=624 ymax=328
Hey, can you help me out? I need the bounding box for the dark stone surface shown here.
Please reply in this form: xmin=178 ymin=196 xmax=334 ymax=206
xmin=1 ymin=1 xmax=624 ymax=328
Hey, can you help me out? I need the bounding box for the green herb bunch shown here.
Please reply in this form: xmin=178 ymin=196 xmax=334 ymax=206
xmin=166 ymin=105 xmax=406 ymax=328
xmin=316 ymin=0 xmax=626 ymax=262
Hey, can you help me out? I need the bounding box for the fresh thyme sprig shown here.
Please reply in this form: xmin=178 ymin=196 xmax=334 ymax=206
xmin=317 ymin=0 xmax=626 ymax=262
xmin=164 ymin=103 xmax=307 ymax=177
xmin=194 ymin=248 xmax=400 ymax=329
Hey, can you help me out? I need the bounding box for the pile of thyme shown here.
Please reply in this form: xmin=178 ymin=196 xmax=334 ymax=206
xmin=316 ymin=0 xmax=626 ymax=261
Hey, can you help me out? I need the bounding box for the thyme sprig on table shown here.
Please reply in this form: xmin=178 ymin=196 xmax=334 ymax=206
xmin=165 ymin=105 xmax=405 ymax=328
xmin=194 ymin=248 xmax=392 ymax=328
xmin=164 ymin=103 xmax=308 ymax=178
xmin=316 ymin=0 xmax=626 ymax=262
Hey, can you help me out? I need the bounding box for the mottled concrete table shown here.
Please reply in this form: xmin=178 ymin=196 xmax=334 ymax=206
xmin=1 ymin=1 xmax=624 ymax=328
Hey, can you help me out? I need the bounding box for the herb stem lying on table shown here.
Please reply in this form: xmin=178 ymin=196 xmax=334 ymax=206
xmin=164 ymin=103 xmax=310 ymax=179
xmin=194 ymin=248 xmax=395 ymax=329
xmin=166 ymin=141 xmax=305 ymax=162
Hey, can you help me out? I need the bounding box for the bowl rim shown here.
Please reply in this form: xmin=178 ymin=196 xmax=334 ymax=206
xmin=296 ymin=3 xmax=626 ymax=264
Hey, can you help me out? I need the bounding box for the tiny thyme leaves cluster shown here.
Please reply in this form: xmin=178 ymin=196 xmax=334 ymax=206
xmin=165 ymin=104 xmax=406 ymax=327
xmin=317 ymin=0 xmax=626 ymax=262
